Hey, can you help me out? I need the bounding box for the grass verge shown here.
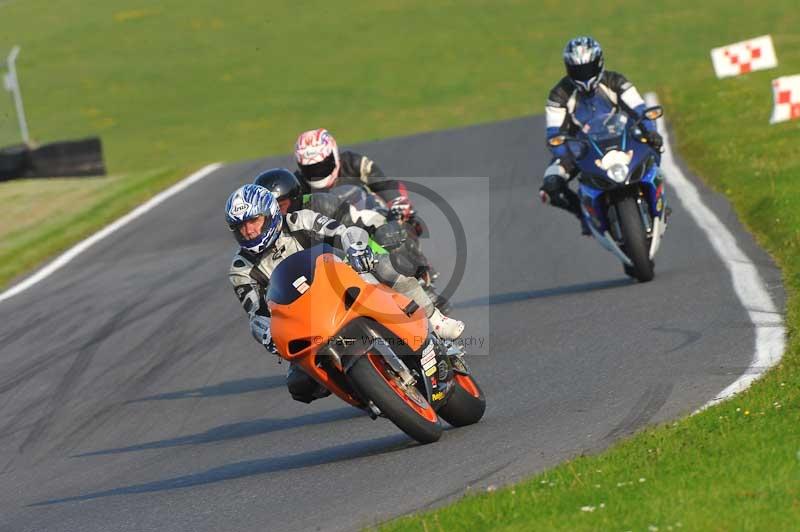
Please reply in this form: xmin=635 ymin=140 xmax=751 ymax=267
xmin=0 ymin=167 xmax=188 ymax=287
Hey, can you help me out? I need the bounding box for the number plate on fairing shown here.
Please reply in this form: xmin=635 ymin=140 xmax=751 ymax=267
xmin=421 ymin=341 xmax=437 ymax=376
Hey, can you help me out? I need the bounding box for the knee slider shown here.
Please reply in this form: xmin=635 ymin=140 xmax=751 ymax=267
xmin=541 ymin=174 xmax=567 ymax=194
xmin=541 ymin=175 xmax=577 ymax=211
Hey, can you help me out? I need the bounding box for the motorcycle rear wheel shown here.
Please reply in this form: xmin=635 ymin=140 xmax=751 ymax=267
xmin=616 ymin=197 xmax=654 ymax=283
xmin=349 ymin=353 xmax=443 ymax=444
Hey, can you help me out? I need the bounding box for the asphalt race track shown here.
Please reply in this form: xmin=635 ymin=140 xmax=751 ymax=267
xmin=0 ymin=116 xmax=784 ymax=531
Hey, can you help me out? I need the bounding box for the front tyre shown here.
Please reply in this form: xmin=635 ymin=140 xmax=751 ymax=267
xmin=348 ymin=353 xmax=443 ymax=444
xmin=616 ymin=197 xmax=654 ymax=283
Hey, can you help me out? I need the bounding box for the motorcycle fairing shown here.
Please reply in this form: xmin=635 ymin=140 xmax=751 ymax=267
xmin=268 ymin=245 xmax=431 ymax=406
xmin=578 ymin=183 xmax=609 ymax=234
xmin=641 ymin=164 xmax=666 ymax=219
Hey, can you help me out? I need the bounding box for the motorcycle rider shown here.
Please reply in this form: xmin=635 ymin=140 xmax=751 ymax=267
xmin=254 ymin=168 xmax=443 ymax=306
xmin=539 ymin=36 xmax=663 ymax=234
xmin=226 ymin=183 xmax=464 ymax=404
xmin=255 ymin=167 xmax=388 ymax=230
xmin=293 ymin=128 xmax=419 ymax=230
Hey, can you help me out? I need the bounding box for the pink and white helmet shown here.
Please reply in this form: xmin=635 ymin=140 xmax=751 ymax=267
xmin=294 ymin=128 xmax=340 ymax=190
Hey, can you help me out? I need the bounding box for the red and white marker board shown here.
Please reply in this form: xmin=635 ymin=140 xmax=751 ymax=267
xmin=711 ymin=35 xmax=778 ymax=78
xmin=770 ymin=75 xmax=800 ymax=124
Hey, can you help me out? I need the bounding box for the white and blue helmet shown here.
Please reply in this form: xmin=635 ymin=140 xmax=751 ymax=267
xmin=225 ymin=184 xmax=283 ymax=254
xmin=563 ymin=36 xmax=604 ymax=93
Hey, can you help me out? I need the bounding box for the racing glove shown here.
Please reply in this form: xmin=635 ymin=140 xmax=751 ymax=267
xmin=644 ymin=130 xmax=664 ymax=151
xmin=539 ymin=174 xmax=582 ymax=217
xmin=347 ymin=242 xmax=375 ymax=274
xmin=250 ymin=315 xmax=278 ymax=355
xmin=407 ymin=214 xmax=425 ymax=237
xmin=342 ymin=226 xmax=375 ymax=273
xmin=388 ymin=196 xmax=415 ymax=222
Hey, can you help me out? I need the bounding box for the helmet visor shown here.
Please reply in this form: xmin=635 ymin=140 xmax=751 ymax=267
xmin=233 ymin=212 xmax=278 ymax=249
xmin=230 ymin=213 xmax=264 ymax=236
xmin=299 ymin=153 xmax=336 ymax=181
xmin=566 ymin=58 xmax=602 ymax=82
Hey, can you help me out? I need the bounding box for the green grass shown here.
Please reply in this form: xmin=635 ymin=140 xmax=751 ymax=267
xmin=0 ymin=0 xmax=799 ymax=528
xmin=0 ymin=167 xmax=186 ymax=286
xmin=0 ymin=0 xmax=789 ymax=174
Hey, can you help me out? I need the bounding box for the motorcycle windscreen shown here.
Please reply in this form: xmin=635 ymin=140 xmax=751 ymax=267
xmin=573 ymin=94 xmax=616 ymax=130
xmin=267 ymin=244 xmax=345 ymax=305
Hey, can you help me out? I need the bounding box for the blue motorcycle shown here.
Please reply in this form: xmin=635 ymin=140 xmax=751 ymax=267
xmin=549 ymin=105 xmax=668 ymax=282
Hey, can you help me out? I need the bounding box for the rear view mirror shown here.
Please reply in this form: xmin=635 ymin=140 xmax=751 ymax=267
xmin=632 ymin=106 xmax=663 ymax=130
xmin=641 ymin=105 xmax=663 ymax=121
xmin=548 ymin=134 xmax=587 ymax=159
xmin=644 ymin=106 xmax=663 ymax=120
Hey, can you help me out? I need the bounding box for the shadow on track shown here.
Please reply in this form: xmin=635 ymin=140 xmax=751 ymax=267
xmin=33 ymin=434 xmax=412 ymax=506
xmin=126 ymin=376 xmax=286 ymax=403
xmin=453 ymin=278 xmax=633 ymax=309
xmin=73 ymin=407 xmax=362 ymax=458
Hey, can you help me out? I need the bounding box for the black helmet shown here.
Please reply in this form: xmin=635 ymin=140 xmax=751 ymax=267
xmin=563 ymin=36 xmax=604 ymax=92
xmin=253 ymin=168 xmax=303 ymax=214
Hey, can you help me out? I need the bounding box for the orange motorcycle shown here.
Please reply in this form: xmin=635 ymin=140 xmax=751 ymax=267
xmin=267 ymin=244 xmax=485 ymax=444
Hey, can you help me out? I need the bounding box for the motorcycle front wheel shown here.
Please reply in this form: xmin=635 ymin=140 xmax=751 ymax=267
xmin=615 ymin=196 xmax=655 ymax=282
xmin=348 ymin=352 xmax=443 ymax=444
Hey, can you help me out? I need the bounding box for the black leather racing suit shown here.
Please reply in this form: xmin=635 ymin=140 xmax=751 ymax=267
xmin=299 ymin=150 xmax=430 ymax=279
xmin=297 ymin=150 xmax=406 ymax=205
xmin=301 ymin=190 xmax=386 ymax=230
xmin=299 ymin=189 xmax=431 ymax=281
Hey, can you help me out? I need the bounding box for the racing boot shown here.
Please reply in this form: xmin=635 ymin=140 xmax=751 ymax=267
xmin=287 ymin=363 xmax=331 ymax=404
xmin=579 ymin=214 xmax=592 ymax=237
xmin=429 ymin=308 xmax=464 ymax=340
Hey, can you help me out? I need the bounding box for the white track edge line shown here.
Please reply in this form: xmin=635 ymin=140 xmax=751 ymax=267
xmin=0 ymin=162 xmax=224 ymax=304
xmin=645 ymin=93 xmax=786 ymax=411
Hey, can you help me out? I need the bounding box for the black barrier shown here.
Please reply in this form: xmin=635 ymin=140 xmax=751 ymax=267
xmin=27 ymin=137 xmax=105 ymax=178
xmin=0 ymin=143 xmax=29 ymax=181
xmin=0 ymin=136 xmax=106 ymax=181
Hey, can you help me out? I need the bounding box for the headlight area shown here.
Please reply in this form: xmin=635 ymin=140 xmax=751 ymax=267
xmin=607 ymin=163 xmax=629 ymax=183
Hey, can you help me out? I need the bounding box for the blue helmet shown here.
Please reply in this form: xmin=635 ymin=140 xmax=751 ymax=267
xmin=225 ymin=184 xmax=283 ymax=253
xmin=563 ymin=36 xmax=604 ymax=93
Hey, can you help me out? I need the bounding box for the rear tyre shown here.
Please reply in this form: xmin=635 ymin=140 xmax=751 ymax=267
xmin=348 ymin=353 xmax=442 ymax=444
xmin=437 ymin=374 xmax=486 ymax=427
xmin=616 ymin=197 xmax=654 ymax=283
